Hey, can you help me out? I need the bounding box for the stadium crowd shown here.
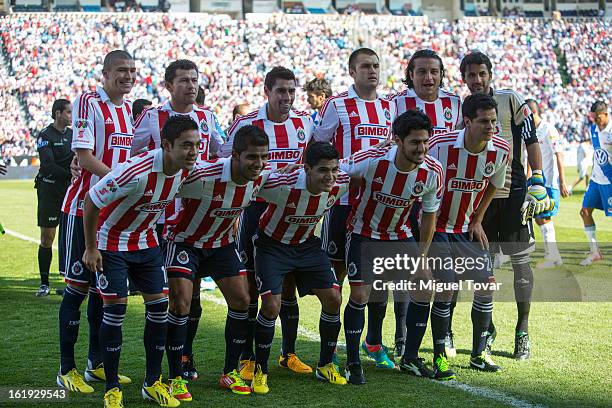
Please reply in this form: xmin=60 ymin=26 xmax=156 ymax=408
xmin=0 ymin=13 xmax=610 ymax=161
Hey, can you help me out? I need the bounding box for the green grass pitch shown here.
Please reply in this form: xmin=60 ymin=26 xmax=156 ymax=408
xmin=0 ymin=168 xmax=610 ymax=407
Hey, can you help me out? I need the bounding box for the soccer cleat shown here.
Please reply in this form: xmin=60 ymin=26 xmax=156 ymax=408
xmin=536 ymin=258 xmax=563 ymax=269
xmin=433 ymin=355 xmax=456 ymax=381
xmin=142 ymin=377 xmax=180 ymax=407
xmin=345 ymin=363 xmax=366 ymax=385
xmin=398 ymin=357 xmax=435 ymax=379
xmin=331 ymin=351 xmax=340 ymax=370
xmin=56 ymin=368 xmax=94 ymax=393
xmin=470 ymin=352 xmax=502 ymax=372
xmin=485 ymin=326 xmax=497 ymax=356
xmin=170 ymin=376 xmax=192 ymax=402
xmin=315 ymin=363 xmax=347 ymax=385
xmin=444 ymin=331 xmax=457 ymax=358
xmin=219 ymin=369 xmax=251 ymax=395
xmin=514 ymin=333 xmax=531 ymax=360
xmin=181 ymin=355 xmax=198 ymax=381
xmin=360 ymin=341 xmax=395 ymax=369
xmin=250 ymin=364 xmax=269 ymax=395
xmin=85 ymin=363 xmax=132 ymax=384
xmin=579 ymin=250 xmax=603 ymax=266
xmin=104 ymin=387 xmax=123 ymax=408
xmin=35 ymin=284 xmax=50 ymax=297
xmin=393 ymin=341 xmax=405 ymax=363
xmin=239 ymin=359 xmax=255 ymax=381
xmin=279 ymin=353 xmax=313 ymax=373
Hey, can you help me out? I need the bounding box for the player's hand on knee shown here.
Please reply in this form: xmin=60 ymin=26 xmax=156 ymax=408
xmin=83 ymin=248 xmax=103 ymax=273
xmin=468 ymin=221 xmax=489 ymax=250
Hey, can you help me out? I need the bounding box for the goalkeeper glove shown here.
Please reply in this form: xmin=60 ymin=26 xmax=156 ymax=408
xmin=520 ymin=170 xmax=552 ymax=224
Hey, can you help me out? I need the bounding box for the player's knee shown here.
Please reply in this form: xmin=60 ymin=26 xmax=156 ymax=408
xmin=170 ymin=296 xmax=191 ymax=315
xmin=434 ymin=289 xmax=454 ymax=303
xmin=322 ymin=289 xmax=342 ymax=313
xmin=580 ymin=208 xmax=591 ymax=219
xmin=349 ymin=286 xmax=369 ymax=304
xmin=260 ymin=295 xmax=281 ymax=319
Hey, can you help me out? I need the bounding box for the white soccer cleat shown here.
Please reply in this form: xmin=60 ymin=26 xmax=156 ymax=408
xmin=579 ymin=251 xmax=603 ymax=266
xmin=536 ymin=258 xmax=563 ymax=269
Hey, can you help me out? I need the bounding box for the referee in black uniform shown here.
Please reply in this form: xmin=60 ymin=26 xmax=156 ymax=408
xmin=35 ymin=99 xmax=74 ymax=297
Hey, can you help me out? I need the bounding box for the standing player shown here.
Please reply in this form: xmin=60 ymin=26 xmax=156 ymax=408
xmin=303 ymin=77 xmax=333 ymax=126
xmin=81 ymin=116 xmax=200 ymax=408
xmin=57 ymin=50 xmax=135 ymax=392
xmin=526 ymin=99 xmax=569 ymax=268
xmin=570 ymin=126 xmax=592 ymax=193
xmin=35 ymin=99 xmax=73 ymax=297
xmin=426 ymin=94 xmax=510 ymax=379
xmin=164 ymin=125 xmax=270 ymax=398
xmin=341 ymin=110 xmax=443 ymax=384
xmin=387 ymin=49 xmax=463 ymax=360
xmin=250 ymin=142 xmax=348 ymax=394
xmin=313 ymin=48 xmax=397 ymax=369
xmin=579 ymin=100 xmax=611 ymax=265
xmin=219 ymin=66 xmax=314 ymax=380
xmin=460 ymin=51 xmax=550 ymax=360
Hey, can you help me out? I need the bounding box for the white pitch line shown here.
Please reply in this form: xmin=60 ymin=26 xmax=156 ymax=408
xmin=6 ymin=230 xmax=545 ymax=408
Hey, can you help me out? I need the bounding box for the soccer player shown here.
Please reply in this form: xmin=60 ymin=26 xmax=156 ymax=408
xmin=35 ymin=99 xmax=73 ymax=297
xmin=341 ymin=110 xmax=443 ymax=384
xmin=82 ymin=115 xmax=200 ymax=408
xmin=460 ymin=51 xmax=550 ymax=360
xmin=313 ymin=48 xmax=397 ymax=369
xmin=388 ymin=49 xmax=463 ymax=360
xmin=250 ymin=142 xmax=348 ymax=393
xmin=164 ymin=125 xmax=270 ymax=398
xmin=303 ymin=77 xmax=333 ymax=125
xmin=526 ymin=99 xmax=569 ymax=268
xmin=427 ymin=94 xmax=510 ymax=378
xmin=57 ymin=50 xmax=135 ymax=392
xmin=571 ymin=126 xmax=592 ymax=193
xmin=132 ymin=99 xmax=152 ymax=122
xmin=131 ymin=59 xmax=225 ymax=380
xmin=219 ymin=66 xmax=314 ymax=380
xmin=579 ymin=100 xmax=611 ymax=265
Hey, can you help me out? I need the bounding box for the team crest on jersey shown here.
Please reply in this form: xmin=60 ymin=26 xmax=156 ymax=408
xmin=71 ymin=261 xmax=83 ymax=276
xmin=199 ymin=120 xmax=209 ymax=134
xmin=412 ymin=181 xmax=425 ymax=196
xmin=296 ymin=128 xmax=306 ymax=142
xmin=443 ymin=107 xmax=453 ymax=121
xmin=327 ymin=241 xmax=338 ymax=255
xmin=483 ymin=162 xmax=495 ymax=177
xmin=347 ymin=262 xmax=357 ymax=277
xmin=97 ymin=273 xmax=108 ymax=290
xmin=239 ymin=250 xmax=248 ymax=264
xmin=594 ymin=148 xmax=609 ymax=165
xmin=384 ymin=109 xmax=391 ymax=121
xmin=608 ymin=197 xmax=612 ymax=207
xmin=177 ymin=251 xmax=189 ymax=265
xmin=326 ymin=196 xmax=336 ymax=209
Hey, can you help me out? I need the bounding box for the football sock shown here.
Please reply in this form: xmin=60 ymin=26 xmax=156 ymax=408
xmin=318 ymin=311 xmax=341 ymax=366
xmin=584 ymin=225 xmax=599 ymax=254
xmin=38 ymin=246 xmax=52 ymax=286
xmin=254 ymin=312 xmax=276 ymax=374
xmin=59 ymin=285 xmax=87 ymax=374
xmin=344 ymin=299 xmax=366 ymax=365
xmin=511 ymin=254 xmax=532 ymax=334
xmin=539 ymin=221 xmax=560 ymax=260
xmin=183 ymin=294 xmax=201 ymax=357
xmin=403 ymin=300 xmax=430 ymax=359
xmin=167 ymin=311 xmax=189 ymax=378
xmin=225 ymin=307 xmax=249 ymax=374
xmin=100 ymin=303 xmax=126 ymax=391
xmin=87 ymin=289 xmax=103 ymax=367
xmin=471 ymin=297 xmax=493 ymax=357
xmin=365 ymin=300 xmax=387 ymax=346
xmin=279 ymin=297 xmax=299 ymax=356
xmin=431 ymin=301 xmax=451 ymax=357
xmin=393 ymin=299 xmax=408 ymax=346
xmin=241 ymin=301 xmax=258 ymax=360
xmin=448 ymin=290 xmax=459 ymax=334
xmin=143 ymin=298 xmax=168 ymax=386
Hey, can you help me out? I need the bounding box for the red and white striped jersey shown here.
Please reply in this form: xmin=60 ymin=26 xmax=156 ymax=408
xmin=428 ymin=130 xmax=510 ymax=233
xmin=168 ymin=157 xmax=270 ymax=249
xmin=219 ymin=104 xmax=313 ymax=170
xmin=132 ymin=100 xmax=224 ymax=160
xmin=340 ymin=145 xmax=443 ymax=240
xmin=388 ymin=89 xmax=462 ymax=135
xmin=313 ymin=86 xmax=396 ymax=205
xmin=62 ymin=86 xmax=133 ymax=216
xmin=256 ymin=169 xmax=350 ymax=245
xmin=89 ymin=149 xmax=190 ymax=251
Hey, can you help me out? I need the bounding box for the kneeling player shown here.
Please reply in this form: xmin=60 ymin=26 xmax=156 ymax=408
xmin=82 ymin=116 xmax=200 ymax=408
xmin=251 ymin=142 xmax=348 ymax=394
xmin=427 ymin=94 xmax=510 ymax=378
xmin=164 ymin=125 xmax=270 ymax=399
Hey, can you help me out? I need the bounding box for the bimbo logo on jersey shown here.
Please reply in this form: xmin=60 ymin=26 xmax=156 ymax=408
xmin=109 ymin=132 xmax=133 ymax=150
xmin=268 ymin=148 xmax=302 ymax=163
xmin=374 ymin=192 xmax=412 ymax=208
xmin=212 ymin=207 xmax=244 ymax=218
xmin=135 ymin=200 xmax=173 ymax=213
xmin=355 ymin=124 xmax=389 ymax=139
xmin=448 ymin=177 xmax=485 ymax=192
xmin=284 ymin=215 xmax=322 ymax=225
xmin=432 ymin=126 xmax=450 ymax=136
